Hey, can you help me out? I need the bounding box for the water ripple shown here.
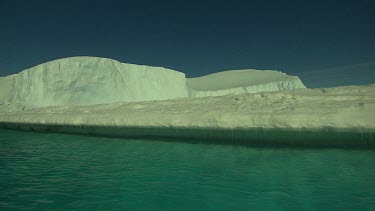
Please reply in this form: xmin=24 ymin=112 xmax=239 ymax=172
xmin=1 ymin=129 xmax=375 ymax=210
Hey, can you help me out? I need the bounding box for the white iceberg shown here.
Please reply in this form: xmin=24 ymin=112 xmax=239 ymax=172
xmin=0 ymin=57 xmax=189 ymax=107
xmin=0 ymin=57 xmax=373 ymax=147
xmin=187 ymin=69 xmax=305 ymax=97
xmin=0 ymin=57 xmax=305 ymax=107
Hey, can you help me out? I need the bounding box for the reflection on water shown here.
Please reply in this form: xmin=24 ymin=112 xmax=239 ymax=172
xmin=0 ymin=129 xmax=374 ymax=210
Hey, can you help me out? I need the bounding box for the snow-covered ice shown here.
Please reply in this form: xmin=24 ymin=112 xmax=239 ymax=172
xmin=187 ymin=69 xmax=305 ymax=97
xmin=1 ymin=83 xmax=374 ymax=129
xmin=0 ymin=57 xmax=373 ymax=147
xmin=1 ymin=83 xmax=374 ymax=146
xmin=0 ymin=57 xmax=188 ymax=107
xmin=0 ymin=57 xmax=305 ymax=107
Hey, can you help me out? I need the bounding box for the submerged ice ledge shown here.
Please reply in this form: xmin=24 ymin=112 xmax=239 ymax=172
xmin=0 ymin=123 xmax=374 ymax=148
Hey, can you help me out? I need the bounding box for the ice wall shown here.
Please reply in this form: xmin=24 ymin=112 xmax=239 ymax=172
xmin=2 ymin=57 xmax=189 ymax=107
xmin=0 ymin=75 xmax=16 ymax=103
xmin=187 ymin=69 xmax=305 ymax=97
xmin=0 ymin=57 xmax=306 ymax=108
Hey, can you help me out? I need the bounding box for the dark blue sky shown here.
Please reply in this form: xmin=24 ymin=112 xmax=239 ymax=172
xmin=1 ymin=0 xmax=374 ymax=77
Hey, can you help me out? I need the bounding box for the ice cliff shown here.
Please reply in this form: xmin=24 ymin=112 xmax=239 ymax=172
xmin=0 ymin=57 xmax=188 ymax=107
xmin=0 ymin=57 xmax=374 ymax=147
xmin=0 ymin=57 xmax=305 ymax=107
xmin=187 ymin=69 xmax=305 ymax=97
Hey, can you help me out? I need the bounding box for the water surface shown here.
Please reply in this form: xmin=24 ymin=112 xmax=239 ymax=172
xmin=1 ymin=129 xmax=374 ymax=210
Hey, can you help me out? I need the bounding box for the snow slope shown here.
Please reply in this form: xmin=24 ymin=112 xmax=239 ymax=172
xmin=0 ymin=57 xmax=188 ymax=107
xmin=1 ymin=84 xmax=374 ymax=147
xmin=187 ymin=69 xmax=305 ymax=97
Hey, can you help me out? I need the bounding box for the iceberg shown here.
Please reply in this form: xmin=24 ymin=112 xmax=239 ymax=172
xmin=0 ymin=57 xmax=373 ymax=147
xmin=0 ymin=57 xmax=304 ymax=107
xmin=0 ymin=57 xmax=188 ymax=107
xmin=187 ymin=69 xmax=305 ymax=97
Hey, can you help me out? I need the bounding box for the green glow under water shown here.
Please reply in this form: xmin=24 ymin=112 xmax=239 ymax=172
xmin=1 ymin=129 xmax=374 ymax=210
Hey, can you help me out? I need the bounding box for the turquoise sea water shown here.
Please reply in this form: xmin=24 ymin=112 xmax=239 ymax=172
xmin=1 ymin=129 xmax=375 ymax=210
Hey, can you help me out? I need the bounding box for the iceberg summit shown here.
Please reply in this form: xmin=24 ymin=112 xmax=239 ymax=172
xmin=0 ymin=57 xmax=374 ymax=147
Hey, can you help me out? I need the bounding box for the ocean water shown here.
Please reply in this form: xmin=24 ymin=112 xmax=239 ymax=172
xmin=1 ymin=129 xmax=375 ymax=210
